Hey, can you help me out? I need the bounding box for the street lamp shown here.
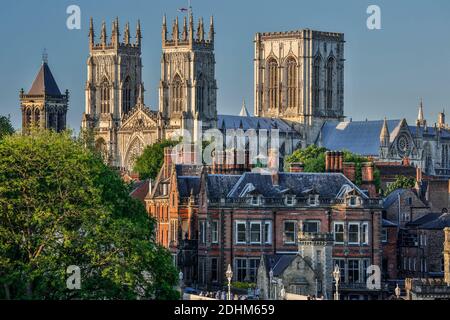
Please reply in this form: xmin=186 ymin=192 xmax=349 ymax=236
xmin=226 ymin=264 xmax=233 ymax=300
xmin=395 ymin=283 xmax=401 ymax=300
xmin=333 ymin=265 xmax=341 ymax=301
xmin=269 ymin=268 xmax=274 ymax=300
xmin=179 ymin=271 xmax=184 ymax=300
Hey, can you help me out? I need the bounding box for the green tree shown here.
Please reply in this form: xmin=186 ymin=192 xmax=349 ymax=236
xmin=133 ymin=139 xmax=179 ymax=180
xmin=385 ymin=175 xmax=415 ymax=196
xmin=285 ymin=145 xmax=381 ymax=191
xmin=0 ymin=115 xmax=14 ymax=140
xmin=0 ymin=130 xmax=179 ymax=300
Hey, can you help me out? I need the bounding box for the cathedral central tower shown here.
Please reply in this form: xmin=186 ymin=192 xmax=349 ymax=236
xmin=159 ymin=12 xmax=217 ymax=141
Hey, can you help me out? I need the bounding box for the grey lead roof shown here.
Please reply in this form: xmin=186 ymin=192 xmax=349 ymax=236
xmin=28 ymin=62 xmax=62 ymax=96
xmin=217 ymin=115 xmax=297 ymax=133
xmin=319 ymin=120 xmax=402 ymax=156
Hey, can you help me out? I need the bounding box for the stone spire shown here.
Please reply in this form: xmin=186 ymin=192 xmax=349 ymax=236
xmin=189 ymin=12 xmax=194 ymax=43
xmin=89 ymin=17 xmax=95 ymax=48
xmin=182 ymin=16 xmax=188 ymax=41
xmin=197 ymin=17 xmax=204 ymax=41
xmin=417 ymin=98 xmax=426 ymax=127
xmin=162 ymin=14 xmax=167 ymax=42
xmin=209 ymin=16 xmax=215 ymax=42
xmin=111 ymin=17 xmax=120 ymax=47
xmin=380 ymin=117 xmax=390 ymax=147
xmin=137 ymin=82 xmax=144 ymax=105
xmin=239 ymin=99 xmax=250 ymax=117
xmin=124 ymin=22 xmax=130 ymax=45
xmin=100 ymin=20 xmax=107 ymax=47
xmin=438 ymin=109 xmax=446 ymax=129
xmin=172 ymin=17 xmax=179 ymax=42
xmin=135 ymin=20 xmax=142 ymax=47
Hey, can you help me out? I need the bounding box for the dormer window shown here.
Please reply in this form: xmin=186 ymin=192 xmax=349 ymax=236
xmin=347 ymin=195 xmax=361 ymax=207
xmin=308 ymin=194 xmax=320 ymax=207
xmin=285 ymin=195 xmax=296 ymax=207
xmin=250 ymin=195 xmax=262 ymax=206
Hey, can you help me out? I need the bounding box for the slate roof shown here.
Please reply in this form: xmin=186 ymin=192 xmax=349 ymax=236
xmin=420 ymin=213 xmax=450 ymax=230
xmin=263 ymin=254 xmax=297 ymax=277
xmin=223 ymin=172 xmax=367 ymax=200
xmin=28 ymin=62 xmax=62 ymax=96
xmin=382 ymin=219 xmax=398 ymax=228
xmin=217 ymin=115 xmax=297 ymax=133
xmin=383 ymin=189 xmax=408 ymax=209
xmin=206 ymin=175 xmax=242 ymax=199
xmin=407 ymin=213 xmax=441 ymax=227
xmin=319 ymin=120 xmax=402 ymax=156
xmin=409 ymin=126 xmax=450 ymax=140
xmin=177 ymin=176 xmax=201 ymax=198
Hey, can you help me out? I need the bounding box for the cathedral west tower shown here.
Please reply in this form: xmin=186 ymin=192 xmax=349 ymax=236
xmin=159 ymin=12 xmax=217 ymax=141
xmin=82 ymin=17 xmax=144 ymax=167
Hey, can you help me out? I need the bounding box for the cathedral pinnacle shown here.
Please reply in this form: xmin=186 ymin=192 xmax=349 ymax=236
xmin=100 ymin=20 xmax=107 ymax=46
xmin=162 ymin=14 xmax=167 ymax=42
xmin=209 ymin=16 xmax=215 ymax=42
xmin=89 ymin=17 xmax=95 ymax=47
xmin=136 ymin=20 xmax=142 ymax=47
xmin=197 ymin=17 xmax=204 ymax=41
xmin=380 ymin=117 xmax=390 ymax=147
xmin=417 ymin=98 xmax=426 ymax=127
xmin=124 ymin=22 xmax=130 ymax=45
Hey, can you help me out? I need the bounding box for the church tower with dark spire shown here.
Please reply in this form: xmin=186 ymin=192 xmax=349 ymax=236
xmin=82 ymin=17 xmax=144 ymax=167
xmin=159 ymin=11 xmax=217 ymax=141
xmin=20 ymin=53 xmax=69 ymax=133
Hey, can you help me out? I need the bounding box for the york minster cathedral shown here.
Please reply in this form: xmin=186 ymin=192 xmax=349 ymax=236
xmin=19 ymin=11 xmax=450 ymax=177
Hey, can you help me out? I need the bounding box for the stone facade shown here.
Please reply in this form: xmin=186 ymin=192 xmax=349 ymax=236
xmin=82 ymin=18 xmax=145 ymax=168
xmin=254 ymin=30 xmax=345 ymax=145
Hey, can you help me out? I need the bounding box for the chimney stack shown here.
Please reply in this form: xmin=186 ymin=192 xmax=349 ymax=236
xmin=289 ymin=163 xmax=305 ymax=173
xmin=361 ymin=162 xmax=377 ymax=198
xmin=343 ymin=162 xmax=356 ymax=182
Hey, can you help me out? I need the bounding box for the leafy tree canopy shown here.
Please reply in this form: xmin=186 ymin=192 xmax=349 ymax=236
xmin=285 ymin=145 xmax=381 ymax=191
xmin=385 ymin=175 xmax=416 ymax=196
xmin=0 ymin=115 xmax=14 ymax=140
xmin=133 ymin=139 xmax=179 ymax=180
xmin=0 ymin=130 xmax=179 ymax=300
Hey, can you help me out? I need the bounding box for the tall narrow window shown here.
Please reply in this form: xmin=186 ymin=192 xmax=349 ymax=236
xmin=34 ymin=109 xmax=40 ymax=127
xmin=313 ymin=56 xmax=321 ymax=110
xmin=100 ymin=79 xmax=110 ymax=114
xmin=268 ymin=58 xmax=278 ymax=110
xmin=286 ymin=57 xmax=297 ymax=110
xmin=172 ymin=74 xmax=183 ymax=113
xmin=26 ymin=109 xmax=32 ymax=127
xmin=283 ymin=221 xmax=296 ymax=244
xmin=211 ymin=258 xmax=218 ymax=283
xmin=236 ymin=221 xmax=246 ymax=244
xmin=211 ymin=220 xmax=219 ymax=244
xmin=196 ymin=74 xmax=204 ymax=114
xmin=122 ymin=77 xmax=132 ymax=114
xmin=334 ymin=222 xmax=344 ymax=244
xmin=326 ymin=57 xmax=335 ymax=110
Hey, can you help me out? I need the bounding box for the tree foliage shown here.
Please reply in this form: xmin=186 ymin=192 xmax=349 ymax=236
xmin=285 ymin=145 xmax=381 ymax=190
xmin=0 ymin=130 xmax=179 ymax=300
xmin=0 ymin=115 xmax=14 ymax=140
xmin=133 ymin=139 xmax=179 ymax=180
xmin=385 ymin=175 xmax=416 ymax=196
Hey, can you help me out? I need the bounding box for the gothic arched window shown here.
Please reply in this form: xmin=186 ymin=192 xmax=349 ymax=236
xmin=268 ymin=58 xmax=279 ymax=110
xmin=196 ymin=74 xmax=204 ymax=114
xmin=424 ymin=143 xmax=433 ymax=175
xmin=34 ymin=109 xmax=40 ymax=128
xmin=100 ymin=79 xmax=110 ymax=114
xmin=122 ymin=77 xmax=132 ymax=115
xmin=286 ymin=57 xmax=297 ymax=110
xmin=326 ymin=57 xmax=335 ymax=110
xmin=172 ymin=74 xmax=183 ymax=113
xmin=26 ymin=108 xmax=32 ymax=127
xmin=313 ymin=56 xmax=322 ymax=110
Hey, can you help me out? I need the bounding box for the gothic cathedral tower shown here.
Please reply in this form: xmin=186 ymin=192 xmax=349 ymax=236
xmin=254 ymin=30 xmax=345 ymax=145
xmin=159 ymin=12 xmax=217 ymax=141
xmin=20 ymin=55 xmax=69 ymax=133
xmin=82 ymin=18 xmax=144 ymax=167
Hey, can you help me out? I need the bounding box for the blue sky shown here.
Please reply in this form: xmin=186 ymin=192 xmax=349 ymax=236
xmin=1 ymin=0 xmax=450 ymax=131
